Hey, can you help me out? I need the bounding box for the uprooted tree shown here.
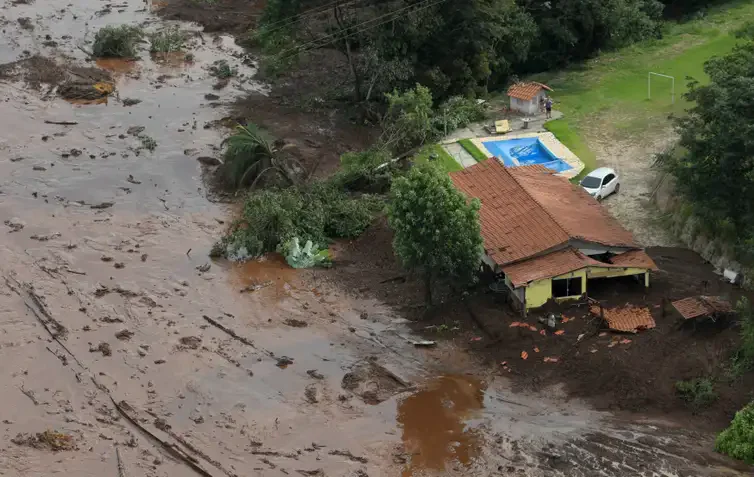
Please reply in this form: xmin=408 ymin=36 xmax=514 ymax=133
xmin=387 ymin=164 xmax=483 ymax=306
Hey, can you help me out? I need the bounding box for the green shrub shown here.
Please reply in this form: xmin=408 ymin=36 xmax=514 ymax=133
xmin=209 ymin=60 xmax=237 ymax=79
xmin=92 ymin=25 xmax=143 ymax=58
xmin=217 ymin=184 xmax=380 ymax=262
xmin=675 ymin=378 xmax=718 ymax=410
xmin=149 ymin=28 xmax=186 ymax=53
xmin=716 ymin=401 xmax=754 ymax=464
xmin=459 ymin=139 xmax=488 ymax=162
xmin=222 ymin=124 xmax=279 ymax=188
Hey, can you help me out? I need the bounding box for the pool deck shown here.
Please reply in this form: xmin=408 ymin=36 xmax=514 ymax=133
xmin=440 ymin=110 xmax=584 ymax=179
xmin=471 ymin=131 xmax=585 ymax=179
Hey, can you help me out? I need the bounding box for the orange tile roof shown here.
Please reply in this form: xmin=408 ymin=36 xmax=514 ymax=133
xmin=450 ymin=161 xmax=638 ymax=267
xmin=507 ymin=82 xmax=552 ymax=101
xmin=510 ymin=166 xmax=637 ymax=249
xmin=672 ymin=296 xmax=732 ymax=320
xmin=590 ymin=305 xmax=656 ymax=333
xmin=609 ymin=250 xmax=658 ymax=270
xmin=502 ymin=248 xmax=604 ymax=287
xmin=450 ymin=160 xmax=569 ymax=265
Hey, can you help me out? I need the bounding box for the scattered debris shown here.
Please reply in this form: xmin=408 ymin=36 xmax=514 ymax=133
xmin=30 ymin=232 xmax=61 ymax=241
xmin=408 ymin=339 xmax=436 ymax=347
xmin=126 ymin=126 xmax=145 ymax=136
xmin=329 ymin=449 xmax=368 ymax=464
xmin=543 ymin=357 xmax=559 ymax=363
xmin=276 ymin=356 xmax=294 ymax=368
xmin=33 ymin=165 xmax=47 ymax=171
xmin=122 ymin=98 xmax=142 ymax=106
xmin=304 ymin=384 xmax=318 ymax=403
xmin=306 ymin=369 xmax=324 ymax=380
xmin=4 ymin=218 xmax=25 ymax=232
xmin=90 ymin=202 xmax=114 ymax=210
xmin=115 ymin=329 xmax=134 ymax=341
xmin=283 ymin=318 xmax=308 ymax=328
xmin=90 ymin=342 xmax=112 ymax=356
xmin=196 ymin=262 xmax=211 ymax=273
xmin=239 ymin=281 xmax=271 ymax=293
xmin=11 ymin=430 xmax=76 ymax=451
xmin=178 ymin=336 xmax=202 ymax=350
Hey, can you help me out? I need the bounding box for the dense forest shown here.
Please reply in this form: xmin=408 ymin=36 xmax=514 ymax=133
xmin=254 ymin=0 xmax=725 ymax=102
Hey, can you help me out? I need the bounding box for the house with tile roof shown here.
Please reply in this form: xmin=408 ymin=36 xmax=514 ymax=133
xmin=450 ymin=160 xmax=658 ymax=311
xmin=507 ymin=82 xmax=552 ymax=115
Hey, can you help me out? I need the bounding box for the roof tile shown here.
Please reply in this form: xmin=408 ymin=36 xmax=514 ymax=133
xmin=507 ymin=82 xmax=552 ymax=101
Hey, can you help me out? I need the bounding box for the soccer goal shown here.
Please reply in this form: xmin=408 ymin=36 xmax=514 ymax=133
xmin=647 ymin=72 xmax=675 ymax=104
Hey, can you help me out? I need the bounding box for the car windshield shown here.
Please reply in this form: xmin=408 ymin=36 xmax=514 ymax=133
xmin=581 ymin=176 xmax=602 ymax=188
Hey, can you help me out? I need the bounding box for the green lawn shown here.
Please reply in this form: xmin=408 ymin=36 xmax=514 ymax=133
xmin=459 ymin=139 xmax=489 ymax=162
xmin=414 ymin=144 xmax=463 ymax=173
xmin=531 ymin=0 xmax=754 ymax=175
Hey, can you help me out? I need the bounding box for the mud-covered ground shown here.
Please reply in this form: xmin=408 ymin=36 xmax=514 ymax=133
xmin=0 ymin=0 xmax=752 ymax=476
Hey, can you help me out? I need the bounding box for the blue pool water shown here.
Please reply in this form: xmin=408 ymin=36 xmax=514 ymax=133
xmin=482 ymin=137 xmax=572 ymax=173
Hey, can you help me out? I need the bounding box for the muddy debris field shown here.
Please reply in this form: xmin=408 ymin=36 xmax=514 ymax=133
xmin=0 ymin=0 xmax=752 ymax=476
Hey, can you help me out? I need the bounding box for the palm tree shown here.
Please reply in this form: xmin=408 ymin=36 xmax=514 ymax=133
xmin=222 ymin=123 xmax=292 ymax=190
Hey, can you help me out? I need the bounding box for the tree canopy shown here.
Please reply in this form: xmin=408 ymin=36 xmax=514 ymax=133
xmin=387 ymin=164 xmax=483 ymax=305
xmin=660 ymin=39 xmax=754 ymax=265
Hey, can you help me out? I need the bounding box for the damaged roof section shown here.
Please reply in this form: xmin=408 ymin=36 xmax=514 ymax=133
xmin=672 ymin=296 xmax=733 ymax=320
xmin=591 ymin=305 xmax=656 ymax=333
xmin=502 ymin=248 xmax=658 ymax=288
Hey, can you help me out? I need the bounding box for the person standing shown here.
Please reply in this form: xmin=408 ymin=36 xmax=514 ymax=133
xmin=545 ymin=96 xmax=553 ymax=119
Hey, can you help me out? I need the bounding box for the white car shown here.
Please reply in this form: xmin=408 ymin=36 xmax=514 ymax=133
xmin=580 ymin=167 xmax=620 ymax=201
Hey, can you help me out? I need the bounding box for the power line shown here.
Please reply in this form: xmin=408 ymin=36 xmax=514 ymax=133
xmin=257 ymin=0 xmax=363 ymax=36
xmin=275 ymin=0 xmax=448 ymax=59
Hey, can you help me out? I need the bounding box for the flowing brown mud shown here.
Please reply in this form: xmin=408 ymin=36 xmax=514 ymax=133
xmin=0 ymin=1 xmax=750 ymax=476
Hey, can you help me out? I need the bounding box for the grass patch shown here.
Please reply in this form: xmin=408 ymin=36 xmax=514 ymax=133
xmin=92 ymin=25 xmax=143 ymax=58
xmin=413 ymin=144 xmax=462 ymax=173
xmin=149 ymin=28 xmax=186 ymax=53
xmin=525 ymin=1 xmax=754 ymax=175
xmin=459 ymin=139 xmax=488 ymax=163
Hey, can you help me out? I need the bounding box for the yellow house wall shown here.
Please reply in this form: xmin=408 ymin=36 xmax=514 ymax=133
xmin=522 ymin=267 xmax=650 ymax=309
xmin=525 ymin=269 xmax=588 ymax=309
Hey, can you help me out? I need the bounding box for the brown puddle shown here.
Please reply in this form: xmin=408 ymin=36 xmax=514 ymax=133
xmin=95 ymin=57 xmax=139 ymax=75
xmin=397 ymin=375 xmax=485 ymax=476
xmin=227 ymin=253 xmax=298 ymax=298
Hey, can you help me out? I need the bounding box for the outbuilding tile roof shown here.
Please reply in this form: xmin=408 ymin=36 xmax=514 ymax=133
xmin=450 ymin=160 xmax=638 ymax=267
xmin=672 ymin=296 xmax=732 ymax=320
xmin=507 ymin=82 xmax=552 ymax=101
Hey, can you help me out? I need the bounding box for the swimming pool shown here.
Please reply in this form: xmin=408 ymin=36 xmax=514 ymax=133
xmin=482 ymin=137 xmax=572 ymax=173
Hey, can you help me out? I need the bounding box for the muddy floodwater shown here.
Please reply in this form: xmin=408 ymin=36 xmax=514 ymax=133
xmin=0 ymin=1 xmax=749 ymax=476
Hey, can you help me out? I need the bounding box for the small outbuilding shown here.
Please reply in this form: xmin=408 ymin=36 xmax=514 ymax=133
xmin=507 ymin=82 xmax=552 ymax=115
